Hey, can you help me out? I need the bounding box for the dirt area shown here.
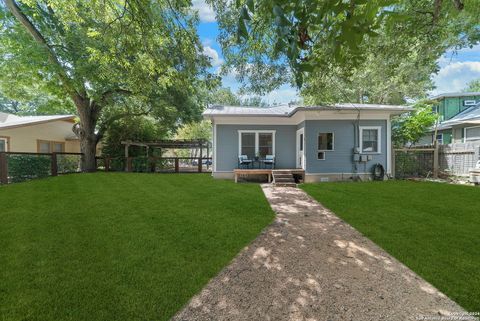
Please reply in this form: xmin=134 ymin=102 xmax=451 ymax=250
xmin=172 ymin=185 xmax=466 ymax=321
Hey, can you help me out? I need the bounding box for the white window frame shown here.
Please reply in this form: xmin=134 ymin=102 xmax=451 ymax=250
xmin=359 ymin=126 xmax=381 ymax=154
xmin=464 ymin=125 xmax=480 ymax=142
xmin=317 ymin=132 xmax=334 ymax=160
xmin=464 ymin=100 xmax=477 ymax=106
xmin=238 ymin=130 xmax=276 ymax=157
xmin=0 ymin=137 xmax=8 ymax=152
xmin=436 ymin=133 xmax=444 ymax=145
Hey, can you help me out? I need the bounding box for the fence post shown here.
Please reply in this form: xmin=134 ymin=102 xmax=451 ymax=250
xmin=198 ymin=157 xmax=202 ymax=173
xmin=0 ymin=152 xmax=8 ymax=184
xmin=433 ymin=144 xmax=439 ymax=178
xmin=391 ymin=146 xmax=396 ymax=179
xmin=126 ymin=157 xmax=132 ymax=172
xmin=105 ymin=158 xmax=110 ymax=172
xmin=175 ymin=158 xmax=179 ymax=173
xmin=51 ymin=153 xmax=58 ymax=177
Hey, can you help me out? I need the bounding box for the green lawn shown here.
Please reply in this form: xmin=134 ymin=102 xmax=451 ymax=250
xmin=0 ymin=173 xmax=274 ymax=321
xmin=301 ymin=181 xmax=480 ymax=312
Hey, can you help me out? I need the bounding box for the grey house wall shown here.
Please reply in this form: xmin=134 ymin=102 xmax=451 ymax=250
xmin=304 ymin=120 xmax=387 ymax=174
xmin=214 ymin=120 xmax=388 ymax=179
xmin=215 ymin=124 xmax=297 ymax=171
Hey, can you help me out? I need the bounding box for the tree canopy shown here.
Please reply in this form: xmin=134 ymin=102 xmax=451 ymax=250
xmin=1 ymin=0 xmax=216 ymax=170
xmin=392 ymin=101 xmax=438 ymax=147
xmin=209 ymin=0 xmax=480 ymax=103
xmin=463 ymin=78 xmax=480 ymax=92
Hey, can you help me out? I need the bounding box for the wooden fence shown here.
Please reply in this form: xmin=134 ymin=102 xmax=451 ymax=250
xmin=96 ymin=156 xmax=212 ymax=173
xmin=394 ymin=142 xmax=480 ymax=179
xmin=0 ymin=152 xmax=83 ymax=184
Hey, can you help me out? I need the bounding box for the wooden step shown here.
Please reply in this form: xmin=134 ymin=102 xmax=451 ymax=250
xmin=272 ymin=172 xmax=296 ymax=187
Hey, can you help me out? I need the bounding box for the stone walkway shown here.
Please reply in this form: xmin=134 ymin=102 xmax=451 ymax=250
xmin=172 ymin=186 xmax=465 ymax=321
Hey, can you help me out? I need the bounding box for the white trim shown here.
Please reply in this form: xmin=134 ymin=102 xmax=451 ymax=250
xmin=237 ymin=130 xmax=276 ymax=157
xmin=213 ymin=120 xmax=217 ymax=173
xmin=464 ymin=100 xmax=477 ymax=106
xmin=317 ymin=151 xmax=326 ymax=160
xmin=386 ymin=119 xmax=391 ymax=174
xmin=296 ymin=128 xmax=305 ymax=169
xmin=359 ymin=126 xmax=382 ymax=154
xmin=317 ymin=132 xmax=335 ymax=152
xmin=464 ymin=125 xmax=480 ymax=141
xmin=436 ymin=133 xmax=444 ymax=144
xmin=0 ymin=137 xmax=8 ymax=152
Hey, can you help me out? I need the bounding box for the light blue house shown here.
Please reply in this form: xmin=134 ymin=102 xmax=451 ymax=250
xmin=203 ymin=104 xmax=411 ymax=182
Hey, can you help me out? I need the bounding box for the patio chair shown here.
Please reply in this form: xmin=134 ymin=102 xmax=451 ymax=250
xmin=238 ymin=155 xmax=253 ymax=169
xmin=263 ymin=155 xmax=275 ymax=169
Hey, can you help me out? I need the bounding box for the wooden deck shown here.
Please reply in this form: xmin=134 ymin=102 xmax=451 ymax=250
xmin=233 ymin=169 xmax=305 ymax=183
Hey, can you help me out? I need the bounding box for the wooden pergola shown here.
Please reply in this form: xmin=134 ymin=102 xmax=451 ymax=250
xmin=121 ymin=139 xmax=210 ymax=159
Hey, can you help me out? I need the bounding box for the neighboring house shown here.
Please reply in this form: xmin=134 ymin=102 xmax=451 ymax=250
xmin=425 ymin=92 xmax=480 ymax=145
xmin=203 ymin=103 xmax=411 ymax=182
xmin=435 ymin=102 xmax=480 ymax=144
xmin=0 ymin=112 xmax=80 ymax=153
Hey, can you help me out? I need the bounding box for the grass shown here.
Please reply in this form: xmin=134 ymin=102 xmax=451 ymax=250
xmin=301 ymin=180 xmax=480 ymax=311
xmin=0 ymin=173 xmax=274 ymax=321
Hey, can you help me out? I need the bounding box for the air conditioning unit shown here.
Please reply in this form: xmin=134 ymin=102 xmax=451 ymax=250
xmin=464 ymin=100 xmax=477 ymax=106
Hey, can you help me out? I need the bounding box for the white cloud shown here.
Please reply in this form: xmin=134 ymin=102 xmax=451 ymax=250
xmin=203 ymin=46 xmax=224 ymax=67
xmin=192 ymin=0 xmax=216 ymax=23
xmin=432 ymin=61 xmax=480 ymax=95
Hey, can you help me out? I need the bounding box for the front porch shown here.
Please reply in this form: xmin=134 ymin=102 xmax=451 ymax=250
xmin=233 ymin=168 xmax=305 ymax=185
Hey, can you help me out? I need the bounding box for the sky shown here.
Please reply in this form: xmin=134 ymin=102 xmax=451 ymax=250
xmin=192 ymin=0 xmax=480 ymax=104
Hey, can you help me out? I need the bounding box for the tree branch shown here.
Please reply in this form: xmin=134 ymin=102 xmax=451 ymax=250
xmin=4 ymin=0 xmax=79 ymax=99
xmin=96 ymin=108 xmax=152 ymax=142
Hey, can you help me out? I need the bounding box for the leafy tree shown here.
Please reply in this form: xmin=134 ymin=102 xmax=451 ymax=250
xmin=208 ymin=87 xmax=241 ymax=105
xmin=463 ymin=78 xmax=480 ymax=92
xmin=1 ymin=0 xmax=214 ymax=171
xmin=392 ymin=101 xmax=438 ymax=147
xmin=209 ymin=0 xmax=479 ymax=95
xmin=101 ymin=116 xmax=167 ymax=158
xmin=174 ymin=120 xmax=211 ymax=157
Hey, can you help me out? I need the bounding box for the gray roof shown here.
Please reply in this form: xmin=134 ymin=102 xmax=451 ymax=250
xmin=0 ymin=112 xmax=75 ymax=129
xmin=437 ymin=103 xmax=480 ymax=129
xmin=203 ymin=103 xmax=412 ymax=117
xmin=430 ymin=92 xmax=480 ymax=100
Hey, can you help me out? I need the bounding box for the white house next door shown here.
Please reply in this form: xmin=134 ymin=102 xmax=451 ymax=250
xmin=296 ymin=128 xmax=305 ymax=169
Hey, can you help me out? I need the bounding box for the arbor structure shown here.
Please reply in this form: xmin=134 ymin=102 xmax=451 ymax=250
xmin=1 ymin=0 xmax=215 ymax=170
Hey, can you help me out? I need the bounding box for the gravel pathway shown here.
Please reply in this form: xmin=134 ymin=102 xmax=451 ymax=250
xmin=172 ymin=185 xmax=466 ymax=321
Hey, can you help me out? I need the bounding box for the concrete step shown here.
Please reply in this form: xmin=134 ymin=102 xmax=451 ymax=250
xmin=274 ymin=182 xmax=297 ymax=187
xmin=274 ymin=177 xmax=295 ymax=183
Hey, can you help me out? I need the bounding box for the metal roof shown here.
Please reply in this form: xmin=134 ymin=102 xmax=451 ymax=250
xmin=429 ymin=92 xmax=480 ymax=100
xmin=203 ymin=103 xmax=412 ymax=117
xmin=0 ymin=112 xmax=75 ymax=129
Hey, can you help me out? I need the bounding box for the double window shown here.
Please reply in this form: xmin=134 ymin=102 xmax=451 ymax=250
xmin=464 ymin=126 xmax=480 ymax=142
xmin=317 ymin=132 xmax=334 ymax=160
xmin=360 ymin=126 xmax=381 ymax=153
xmin=37 ymin=140 xmax=65 ymax=153
xmin=238 ymin=130 xmax=275 ymax=159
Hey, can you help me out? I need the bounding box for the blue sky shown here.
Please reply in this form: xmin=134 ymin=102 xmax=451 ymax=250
xmin=193 ymin=0 xmax=480 ymax=104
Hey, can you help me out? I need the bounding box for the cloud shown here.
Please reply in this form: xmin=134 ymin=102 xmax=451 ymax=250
xmin=203 ymin=46 xmax=224 ymax=67
xmin=432 ymin=61 xmax=480 ymax=95
xmin=192 ymin=0 xmax=216 ymax=23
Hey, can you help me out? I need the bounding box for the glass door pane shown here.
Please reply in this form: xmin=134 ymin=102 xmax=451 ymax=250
xmin=0 ymin=139 xmax=5 ymax=152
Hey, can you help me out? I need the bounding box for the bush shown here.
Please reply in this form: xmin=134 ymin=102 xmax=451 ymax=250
xmin=7 ymin=154 xmax=51 ymax=183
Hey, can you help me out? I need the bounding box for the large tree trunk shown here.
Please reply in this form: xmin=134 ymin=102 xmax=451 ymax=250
xmin=74 ymin=96 xmax=100 ymax=172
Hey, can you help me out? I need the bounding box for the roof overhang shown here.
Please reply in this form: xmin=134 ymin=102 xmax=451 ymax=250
xmin=0 ymin=115 xmax=76 ymax=130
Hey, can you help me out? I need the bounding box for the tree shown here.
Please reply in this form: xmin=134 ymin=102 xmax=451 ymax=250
xmin=208 ymin=87 xmax=241 ymax=105
xmin=1 ymin=0 xmax=214 ymax=171
xmin=101 ymin=116 xmax=167 ymax=158
xmin=392 ymin=101 xmax=438 ymax=147
xmin=174 ymin=120 xmax=211 ymax=157
xmin=463 ymin=79 xmax=480 ymax=92
xmin=209 ymin=0 xmax=479 ymax=96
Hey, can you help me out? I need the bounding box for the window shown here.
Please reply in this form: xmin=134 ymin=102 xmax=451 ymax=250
xmin=238 ymin=131 xmax=275 ymax=158
xmin=464 ymin=100 xmax=477 ymax=106
xmin=317 ymin=151 xmax=325 ymax=160
xmin=318 ymin=133 xmax=334 ymax=151
xmin=37 ymin=140 xmax=65 ymax=153
xmin=464 ymin=126 xmax=480 ymax=141
xmin=360 ymin=126 xmax=381 ymax=153
xmin=0 ymin=137 xmax=8 ymax=152
xmin=299 ymin=133 xmax=303 ymax=151
xmin=436 ymin=133 xmax=444 ymax=145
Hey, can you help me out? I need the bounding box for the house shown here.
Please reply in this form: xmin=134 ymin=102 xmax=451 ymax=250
xmin=203 ymin=103 xmax=412 ymax=182
xmin=0 ymin=112 xmax=80 ymax=153
xmin=427 ymin=92 xmax=480 ymax=144
xmin=434 ymin=102 xmax=480 ymax=143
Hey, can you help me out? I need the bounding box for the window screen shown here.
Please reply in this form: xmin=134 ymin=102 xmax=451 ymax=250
xmin=240 ymin=133 xmax=255 ymax=158
xmin=318 ymin=133 xmax=333 ymax=151
xmin=362 ymin=129 xmax=379 ymax=152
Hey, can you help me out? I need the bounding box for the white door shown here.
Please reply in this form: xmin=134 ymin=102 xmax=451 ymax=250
xmin=296 ymin=128 xmax=305 ymax=169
